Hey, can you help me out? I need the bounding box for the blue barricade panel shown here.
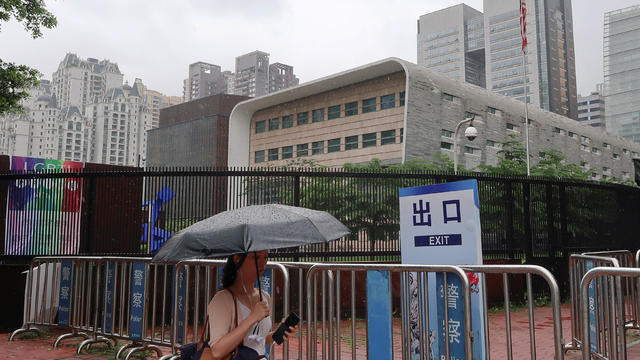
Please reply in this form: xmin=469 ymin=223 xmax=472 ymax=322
xmin=58 ymin=260 xmax=73 ymax=326
xmin=129 ymin=262 xmax=146 ymax=339
xmin=103 ymin=262 xmax=115 ymax=333
xmin=366 ymin=270 xmax=393 ymax=359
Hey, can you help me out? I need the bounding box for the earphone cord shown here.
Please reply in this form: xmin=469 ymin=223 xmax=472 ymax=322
xmin=240 ymin=270 xmax=261 ymax=336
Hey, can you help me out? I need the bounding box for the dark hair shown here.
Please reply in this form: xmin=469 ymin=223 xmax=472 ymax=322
xmin=222 ymin=253 xmax=248 ymax=288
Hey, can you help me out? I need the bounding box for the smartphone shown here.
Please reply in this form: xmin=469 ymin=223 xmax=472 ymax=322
xmin=272 ymin=312 xmax=300 ymax=345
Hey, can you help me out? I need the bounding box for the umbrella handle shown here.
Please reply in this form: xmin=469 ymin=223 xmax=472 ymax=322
xmin=254 ymin=252 xmax=263 ymax=302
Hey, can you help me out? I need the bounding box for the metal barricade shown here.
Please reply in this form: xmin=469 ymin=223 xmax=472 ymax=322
xmin=74 ymin=257 xmax=168 ymax=359
xmin=166 ymin=259 xmax=290 ymax=360
xmin=305 ymin=263 xmax=473 ymax=360
xmin=280 ymin=262 xmax=317 ymax=360
xmin=583 ymin=250 xmax=639 ymax=330
xmin=461 ymin=264 xmax=564 ymax=360
xmin=580 ymin=267 xmax=640 ymax=360
xmin=565 ymin=254 xmax=620 ymax=353
xmin=9 ymin=256 xmax=105 ymax=347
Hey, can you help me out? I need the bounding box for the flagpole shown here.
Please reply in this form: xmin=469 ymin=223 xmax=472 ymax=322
xmin=523 ymin=47 xmax=530 ymax=176
xmin=521 ymin=0 xmax=531 ymax=176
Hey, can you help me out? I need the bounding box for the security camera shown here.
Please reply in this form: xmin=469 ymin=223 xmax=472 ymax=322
xmin=464 ymin=124 xmax=478 ymax=141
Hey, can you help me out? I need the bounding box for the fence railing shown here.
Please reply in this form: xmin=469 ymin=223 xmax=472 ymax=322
xmin=2 ymin=168 xmax=639 ymax=264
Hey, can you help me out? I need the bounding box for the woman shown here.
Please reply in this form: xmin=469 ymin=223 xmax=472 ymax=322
xmin=207 ymin=250 xmax=296 ymax=359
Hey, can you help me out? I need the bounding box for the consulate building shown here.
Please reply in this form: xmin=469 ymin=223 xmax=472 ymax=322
xmin=228 ymin=58 xmax=640 ymax=180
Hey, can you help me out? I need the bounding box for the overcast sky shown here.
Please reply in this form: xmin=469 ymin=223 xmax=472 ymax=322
xmin=1 ymin=0 xmax=639 ymax=97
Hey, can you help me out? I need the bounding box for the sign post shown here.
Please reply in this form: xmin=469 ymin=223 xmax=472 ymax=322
xmin=399 ymin=179 xmax=486 ymax=359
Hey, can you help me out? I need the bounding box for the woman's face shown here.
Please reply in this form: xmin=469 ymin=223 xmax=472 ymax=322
xmin=235 ymin=250 xmax=269 ymax=282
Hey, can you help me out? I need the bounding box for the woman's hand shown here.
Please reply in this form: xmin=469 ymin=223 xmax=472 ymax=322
xmin=249 ymin=300 xmax=270 ymax=322
xmin=267 ymin=318 xmax=299 ymax=344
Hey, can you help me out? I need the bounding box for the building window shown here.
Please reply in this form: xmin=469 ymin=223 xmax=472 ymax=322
xmin=553 ymin=127 xmax=561 ymax=134
xmin=312 ymin=141 xmax=324 ymax=155
xmin=328 ymin=138 xmax=341 ymax=152
xmin=441 ymin=129 xmax=453 ymax=138
xmin=282 ymin=115 xmax=294 ymax=129
xmin=362 ymin=132 xmax=377 ymax=148
xmin=297 ymin=143 xmax=308 ymax=157
xmin=255 ymin=120 xmax=266 ymax=133
xmin=362 ymin=98 xmax=376 ymax=113
xmin=613 ymin=153 xmax=620 ymax=159
xmin=443 ymin=93 xmax=454 ymax=101
xmin=399 ymin=91 xmax=406 ymax=106
xmin=269 ymin=118 xmax=280 ymax=131
xmin=380 ymin=94 xmax=396 ymax=110
xmin=506 ymin=123 xmax=518 ymax=131
xmin=345 ymin=101 xmax=358 ymax=116
xmin=381 ymin=130 xmax=396 ymax=145
xmin=400 ymin=128 xmax=404 ymax=143
xmin=255 ymin=150 xmax=265 ymax=163
xmin=464 ymin=146 xmax=478 ymax=155
xmin=603 ymin=142 xmax=610 ymax=149
xmin=568 ymin=131 xmax=576 ymax=139
xmin=486 ymin=139 xmax=498 ymax=147
xmin=592 ymin=147 xmax=600 ymax=155
xmin=312 ymin=109 xmax=324 ymax=123
xmin=297 ymin=112 xmax=309 ymax=125
xmin=624 ymin=149 xmax=630 ymax=155
xmin=487 ymin=106 xmax=497 ymax=114
xmin=268 ymin=148 xmax=279 ymax=161
xmin=345 ymin=135 xmax=358 ymax=150
xmin=282 ymin=146 xmax=293 ymax=159
xmin=328 ymin=105 xmax=341 ymax=120
xmin=441 ymin=142 xmax=453 ymax=150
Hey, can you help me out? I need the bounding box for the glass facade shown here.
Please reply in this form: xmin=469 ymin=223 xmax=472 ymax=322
xmin=604 ymin=5 xmax=640 ymax=142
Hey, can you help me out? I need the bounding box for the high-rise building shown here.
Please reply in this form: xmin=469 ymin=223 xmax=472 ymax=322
xmin=182 ymin=62 xmax=232 ymax=102
xmin=0 ymin=54 xmax=170 ymax=167
xmin=269 ymin=63 xmax=300 ymax=93
xmin=235 ymin=51 xmax=270 ymax=97
xmin=604 ymin=5 xmax=640 ymax=142
xmin=417 ymin=4 xmax=485 ymax=87
xmin=417 ymin=0 xmax=578 ymax=119
xmin=578 ymin=84 xmax=605 ymax=130
xmin=51 ymin=53 xmax=123 ymax=113
xmin=133 ymin=78 xmax=183 ymax=128
xmin=85 ymin=85 xmax=152 ymax=166
xmin=183 ymin=53 xmax=299 ymax=101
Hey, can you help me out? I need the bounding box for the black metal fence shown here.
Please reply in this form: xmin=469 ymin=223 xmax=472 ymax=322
xmin=1 ymin=167 xmax=638 ymax=266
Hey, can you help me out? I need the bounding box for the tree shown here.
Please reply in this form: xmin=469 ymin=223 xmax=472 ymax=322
xmin=0 ymin=0 xmax=57 ymax=115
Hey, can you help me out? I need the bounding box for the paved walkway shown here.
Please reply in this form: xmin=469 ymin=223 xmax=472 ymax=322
xmin=3 ymin=304 xmax=640 ymax=359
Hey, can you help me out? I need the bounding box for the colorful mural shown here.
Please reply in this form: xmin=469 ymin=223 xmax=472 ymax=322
xmin=5 ymin=157 xmax=83 ymax=255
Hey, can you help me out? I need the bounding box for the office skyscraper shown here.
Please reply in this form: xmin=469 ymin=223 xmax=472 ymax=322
xmin=604 ymin=5 xmax=640 ymax=142
xmin=418 ymin=0 xmax=578 ymax=119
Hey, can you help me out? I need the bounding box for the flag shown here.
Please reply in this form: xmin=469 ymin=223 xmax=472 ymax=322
xmin=520 ymin=0 xmax=528 ymax=52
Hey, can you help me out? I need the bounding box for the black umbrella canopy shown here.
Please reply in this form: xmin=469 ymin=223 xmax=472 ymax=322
xmin=152 ymin=204 xmax=350 ymax=262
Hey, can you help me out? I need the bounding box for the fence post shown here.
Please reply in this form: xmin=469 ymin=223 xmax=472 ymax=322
xmin=523 ymin=182 xmax=533 ymax=262
xmin=505 ymin=181 xmax=515 ymax=259
xmin=559 ymin=184 xmax=568 ymax=260
xmin=294 ymin=175 xmax=300 ymax=207
xmin=83 ymin=175 xmax=97 ymax=254
xmin=546 ymin=183 xmax=555 ymax=262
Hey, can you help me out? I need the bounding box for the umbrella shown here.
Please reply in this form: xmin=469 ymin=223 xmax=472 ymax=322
xmin=153 ymin=204 xmax=349 ymax=301
xmin=152 ymin=204 xmax=350 ymax=262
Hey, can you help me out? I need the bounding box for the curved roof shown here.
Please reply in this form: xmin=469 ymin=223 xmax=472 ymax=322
xmin=228 ymin=57 xmax=640 ymax=168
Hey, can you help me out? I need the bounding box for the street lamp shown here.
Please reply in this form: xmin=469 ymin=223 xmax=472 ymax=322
xmin=453 ymin=116 xmax=477 ymax=175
